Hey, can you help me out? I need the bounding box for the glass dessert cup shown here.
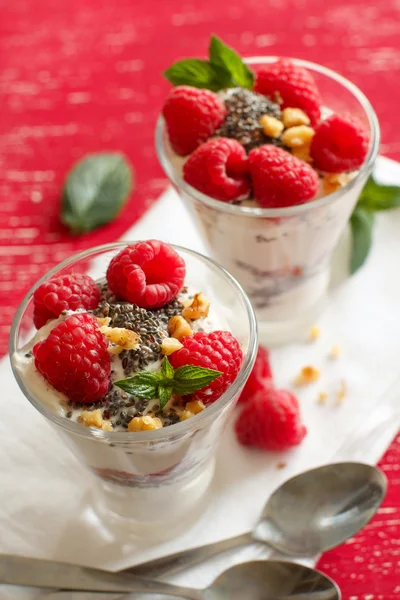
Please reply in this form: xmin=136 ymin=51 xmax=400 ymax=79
xmin=156 ymin=57 xmax=380 ymax=344
xmin=9 ymin=243 xmax=257 ymax=539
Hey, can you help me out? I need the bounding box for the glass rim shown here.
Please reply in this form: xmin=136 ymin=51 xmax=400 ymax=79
xmin=155 ymin=55 xmax=380 ymax=218
xmin=9 ymin=242 xmax=258 ymax=442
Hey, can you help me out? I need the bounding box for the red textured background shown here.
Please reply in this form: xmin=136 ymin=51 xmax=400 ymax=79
xmin=1 ymin=0 xmax=399 ymax=596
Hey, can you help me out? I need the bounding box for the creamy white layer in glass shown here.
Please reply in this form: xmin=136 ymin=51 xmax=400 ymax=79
xmin=156 ymin=58 xmax=380 ymax=342
xmin=10 ymin=243 xmax=257 ymax=537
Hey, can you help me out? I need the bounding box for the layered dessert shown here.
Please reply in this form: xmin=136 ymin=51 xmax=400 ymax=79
xmin=13 ymin=240 xmax=243 ymax=435
xmin=157 ymin=37 xmax=376 ymax=330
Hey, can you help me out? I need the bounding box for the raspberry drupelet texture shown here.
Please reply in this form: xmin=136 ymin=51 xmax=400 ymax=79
xmin=236 ymin=386 xmax=307 ymax=451
xmin=169 ymin=331 xmax=243 ymax=405
xmin=310 ymin=113 xmax=369 ymax=173
xmin=254 ymin=59 xmax=322 ymax=126
xmin=106 ymin=240 xmax=186 ymax=309
xmin=183 ymin=138 xmax=250 ymax=202
xmin=33 ymin=273 xmax=100 ymax=329
xmin=33 ymin=313 xmax=111 ymax=404
xmin=239 ymin=346 xmax=273 ymax=404
xmin=162 ymin=85 xmax=227 ymax=156
xmin=249 ymin=145 xmax=319 ymax=208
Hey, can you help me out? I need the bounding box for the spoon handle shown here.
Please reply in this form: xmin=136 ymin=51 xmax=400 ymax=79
xmin=126 ymin=531 xmax=254 ymax=578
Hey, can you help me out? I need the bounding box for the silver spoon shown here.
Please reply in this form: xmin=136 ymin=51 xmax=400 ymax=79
xmin=128 ymin=462 xmax=386 ymax=577
xmin=36 ymin=560 xmax=341 ymax=599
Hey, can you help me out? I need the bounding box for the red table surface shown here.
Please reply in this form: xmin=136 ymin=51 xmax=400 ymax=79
xmin=1 ymin=0 xmax=399 ymax=596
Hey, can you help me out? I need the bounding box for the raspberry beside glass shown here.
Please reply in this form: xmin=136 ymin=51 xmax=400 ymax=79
xmin=10 ymin=241 xmax=257 ymax=537
xmin=156 ymin=54 xmax=380 ymax=342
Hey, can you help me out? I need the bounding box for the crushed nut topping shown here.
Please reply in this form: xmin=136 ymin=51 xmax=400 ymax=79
xmin=295 ymin=365 xmax=320 ymax=385
xmin=100 ymin=325 xmax=140 ymax=355
xmin=168 ymin=315 xmax=193 ymax=341
xmin=128 ymin=415 xmax=163 ymax=431
xmin=322 ymin=173 xmax=351 ymax=195
xmin=292 ymin=145 xmax=313 ymax=163
xmin=161 ymin=337 xmax=184 ymax=356
xmin=309 ymin=325 xmax=320 ymax=341
xmin=180 ymin=410 xmax=194 ymax=421
xmin=336 ymin=380 xmax=347 ymax=403
xmin=79 ymin=409 xmax=113 ymax=431
xmin=282 ymin=107 xmax=311 ymax=128
xmin=318 ymin=392 xmax=328 ymax=404
xmin=259 ymin=114 xmax=284 ymax=138
xmin=185 ymin=399 xmax=205 ymax=415
xmin=97 ymin=317 xmax=111 ymax=327
xmin=330 ymin=344 xmax=340 ymax=359
xmin=182 ymin=292 xmax=210 ymax=321
xmin=282 ymin=125 xmax=315 ymax=148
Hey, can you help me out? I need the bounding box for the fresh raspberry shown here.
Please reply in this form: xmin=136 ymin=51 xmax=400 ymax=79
xmin=33 ymin=273 xmax=100 ymax=329
xmin=183 ymin=138 xmax=250 ymax=202
xmin=169 ymin=331 xmax=243 ymax=405
xmin=249 ymin=145 xmax=319 ymax=208
xmin=162 ymin=86 xmax=227 ymax=156
xmin=310 ymin=113 xmax=369 ymax=173
xmin=33 ymin=313 xmax=111 ymax=404
xmin=106 ymin=240 xmax=186 ymax=309
xmin=235 ymin=386 xmax=307 ymax=451
xmin=239 ymin=346 xmax=273 ymax=404
xmin=254 ymin=59 xmax=322 ymax=125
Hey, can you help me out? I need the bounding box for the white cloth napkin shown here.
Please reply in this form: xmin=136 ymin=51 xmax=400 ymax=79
xmin=1 ymin=156 xmax=400 ymax=599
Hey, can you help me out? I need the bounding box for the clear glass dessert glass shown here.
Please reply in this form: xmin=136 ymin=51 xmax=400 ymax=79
xmin=9 ymin=243 xmax=257 ymax=538
xmin=155 ymin=57 xmax=380 ymax=344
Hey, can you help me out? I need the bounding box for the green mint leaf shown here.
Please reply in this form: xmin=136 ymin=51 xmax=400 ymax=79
xmin=357 ymin=175 xmax=400 ymax=212
xmin=209 ymin=35 xmax=254 ymax=90
xmin=61 ymin=152 xmax=133 ymax=234
xmin=161 ymin=356 xmax=174 ymax=381
xmin=163 ymin=59 xmax=231 ymax=91
xmin=114 ymin=372 xmax=161 ymax=399
xmin=159 ymin=385 xmax=173 ymax=409
xmin=350 ymin=208 xmax=375 ymax=274
xmin=173 ymin=365 xmax=222 ymax=396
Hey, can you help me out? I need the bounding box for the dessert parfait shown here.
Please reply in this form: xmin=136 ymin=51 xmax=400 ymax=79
xmin=156 ymin=37 xmax=380 ymax=340
xmin=10 ymin=240 xmax=256 ymax=534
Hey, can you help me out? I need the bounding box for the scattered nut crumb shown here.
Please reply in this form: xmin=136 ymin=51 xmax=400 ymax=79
xmin=79 ymin=409 xmax=113 ymax=431
xmin=97 ymin=317 xmax=111 ymax=327
xmin=128 ymin=415 xmax=163 ymax=431
xmin=182 ymin=292 xmax=210 ymax=321
xmin=336 ymin=380 xmax=347 ymax=404
xmin=309 ymin=325 xmax=320 ymax=342
xmin=317 ymin=392 xmax=328 ymax=404
xmin=100 ymin=326 xmax=140 ymax=354
xmin=185 ymin=400 xmax=205 ymax=415
xmin=322 ymin=173 xmax=351 ymax=195
xmin=168 ymin=315 xmax=193 ymax=341
xmin=281 ymin=125 xmax=315 ymax=148
xmin=276 ymin=462 xmax=287 ymax=470
xmin=282 ymin=107 xmax=311 ymax=128
xmin=180 ymin=410 xmax=194 ymax=421
xmin=161 ymin=337 xmax=183 ymax=356
xmin=260 ymin=114 xmax=284 ymax=138
xmin=292 ymin=145 xmax=313 ymax=163
xmin=330 ymin=344 xmax=340 ymax=359
xmin=295 ymin=365 xmax=320 ymax=385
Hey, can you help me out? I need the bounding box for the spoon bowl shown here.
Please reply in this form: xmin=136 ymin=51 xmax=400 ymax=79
xmin=254 ymin=462 xmax=387 ymax=555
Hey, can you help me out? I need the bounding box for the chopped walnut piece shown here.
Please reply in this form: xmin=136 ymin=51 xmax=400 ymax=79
xmin=282 ymin=125 xmax=315 ymax=148
xmin=161 ymin=337 xmax=183 ymax=356
xmin=276 ymin=461 xmax=287 ymax=470
xmin=292 ymin=145 xmax=313 ymax=164
xmin=336 ymin=380 xmax=347 ymax=404
xmin=168 ymin=315 xmax=193 ymax=341
xmin=182 ymin=292 xmax=210 ymax=321
xmin=318 ymin=392 xmax=328 ymax=404
xmin=260 ymin=114 xmax=284 ymax=138
xmin=180 ymin=410 xmax=194 ymax=421
xmin=100 ymin=326 xmax=140 ymax=355
xmin=185 ymin=400 xmax=205 ymax=415
xmin=295 ymin=365 xmax=320 ymax=385
xmin=128 ymin=415 xmax=163 ymax=432
xmin=97 ymin=317 xmax=111 ymax=327
xmin=330 ymin=344 xmax=340 ymax=359
xmin=282 ymin=107 xmax=311 ymax=128
xmin=322 ymin=173 xmax=351 ymax=195
xmin=309 ymin=326 xmax=320 ymax=342
xmin=79 ymin=409 xmax=113 ymax=432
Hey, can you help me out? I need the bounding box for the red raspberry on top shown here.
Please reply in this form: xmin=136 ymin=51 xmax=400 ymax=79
xmin=249 ymin=145 xmax=319 ymax=208
xmin=310 ymin=113 xmax=369 ymax=173
xmin=236 ymin=386 xmax=307 ymax=451
xmin=33 ymin=313 xmax=111 ymax=404
xmin=162 ymin=86 xmax=227 ymax=156
xmin=33 ymin=273 xmax=100 ymax=330
xmin=183 ymin=138 xmax=250 ymax=202
xmin=239 ymin=346 xmax=273 ymax=404
xmin=169 ymin=331 xmax=243 ymax=405
xmin=255 ymin=59 xmax=322 ymax=125
xmin=106 ymin=240 xmax=186 ymax=309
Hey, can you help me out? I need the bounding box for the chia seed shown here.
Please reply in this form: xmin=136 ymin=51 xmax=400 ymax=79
xmin=215 ymin=88 xmax=283 ymax=153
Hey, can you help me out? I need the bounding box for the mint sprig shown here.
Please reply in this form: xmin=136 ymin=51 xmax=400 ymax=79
xmin=114 ymin=357 xmax=222 ymax=409
xmin=350 ymin=175 xmax=400 ymax=274
xmin=164 ymin=35 xmax=254 ymax=92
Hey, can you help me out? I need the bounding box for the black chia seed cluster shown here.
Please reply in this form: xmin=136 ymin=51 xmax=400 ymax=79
xmin=215 ymin=88 xmax=282 ymax=153
xmin=66 ymin=282 xmax=191 ymax=430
